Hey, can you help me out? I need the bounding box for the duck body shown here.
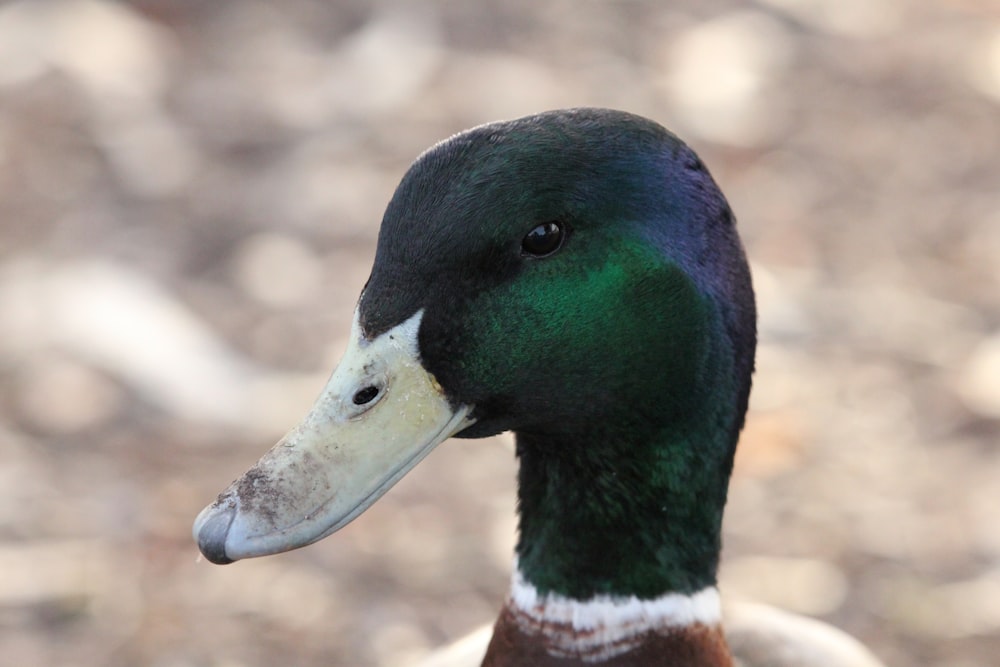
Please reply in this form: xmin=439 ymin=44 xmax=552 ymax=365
xmin=193 ymin=109 xmax=874 ymax=666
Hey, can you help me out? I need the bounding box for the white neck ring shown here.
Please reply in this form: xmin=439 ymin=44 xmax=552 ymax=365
xmin=507 ymin=564 xmax=721 ymax=662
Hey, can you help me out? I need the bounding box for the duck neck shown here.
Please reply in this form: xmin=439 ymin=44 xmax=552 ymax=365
xmin=514 ymin=418 xmax=733 ymax=599
xmin=485 ymin=419 xmax=736 ymax=665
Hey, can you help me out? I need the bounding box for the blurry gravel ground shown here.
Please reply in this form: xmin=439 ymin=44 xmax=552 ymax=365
xmin=1 ymin=1 xmax=999 ymax=666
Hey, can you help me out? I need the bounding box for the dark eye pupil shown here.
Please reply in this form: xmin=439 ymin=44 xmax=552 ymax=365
xmin=522 ymin=222 xmax=564 ymax=257
xmin=353 ymin=385 xmax=379 ymax=405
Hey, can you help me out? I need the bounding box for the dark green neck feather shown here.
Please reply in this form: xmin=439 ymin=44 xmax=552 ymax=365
xmin=514 ymin=391 xmax=735 ymax=599
xmin=512 ymin=279 xmax=737 ymax=599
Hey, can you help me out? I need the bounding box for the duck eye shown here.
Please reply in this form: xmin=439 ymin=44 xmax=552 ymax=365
xmin=521 ymin=221 xmax=565 ymax=257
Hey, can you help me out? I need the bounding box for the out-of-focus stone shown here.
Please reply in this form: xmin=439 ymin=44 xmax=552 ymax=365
xmin=721 ymin=556 xmax=848 ymax=616
xmin=659 ymin=11 xmax=792 ymax=146
xmin=957 ymin=333 xmax=1000 ymax=419
xmin=0 ymin=3 xmax=49 ymax=87
xmin=187 ymin=557 xmax=340 ymax=629
xmin=0 ymin=0 xmax=172 ymax=104
xmin=0 ymin=259 xmax=251 ymax=425
xmin=405 ymin=624 xmax=492 ymax=667
xmin=258 ymin=139 xmax=394 ymax=232
xmin=735 ymin=409 xmax=806 ymax=478
xmin=15 ymin=356 xmax=122 ymax=434
xmin=751 ymin=263 xmax=813 ymax=342
xmin=328 ymin=8 xmax=443 ymax=116
xmin=968 ymin=25 xmax=1000 ymax=103
xmin=231 ymin=233 xmax=323 ymax=308
xmin=0 ymin=258 xmax=324 ymax=432
xmin=93 ymin=112 xmax=199 ymax=198
xmin=371 ymin=621 xmax=434 ymax=667
xmin=879 ymin=569 xmax=1000 ymax=639
xmin=758 ymin=0 xmax=901 ymax=38
xmin=432 ymin=54 xmax=578 ymax=122
xmin=814 ymin=286 xmax=982 ymax=368
xmin=0 ymin=538 xmax=142 ymax=642
xmin=0 ymin=1 xmax=195 ymax=198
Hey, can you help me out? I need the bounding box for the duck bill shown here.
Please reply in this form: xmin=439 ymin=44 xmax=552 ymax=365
xmin=193 ymin=309 xmax=474 ymax=564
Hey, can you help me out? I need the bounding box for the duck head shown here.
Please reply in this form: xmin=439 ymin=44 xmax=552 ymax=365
xmin=194 ymin=108 xmax=755 ymax=600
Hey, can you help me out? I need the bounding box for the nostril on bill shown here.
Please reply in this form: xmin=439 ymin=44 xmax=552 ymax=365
xmin=352 ymin=385 xmax=379 ymax=405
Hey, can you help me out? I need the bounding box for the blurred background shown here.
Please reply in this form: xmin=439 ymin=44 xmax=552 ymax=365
xmin=1 ymin=1 xmax=999 ymax=665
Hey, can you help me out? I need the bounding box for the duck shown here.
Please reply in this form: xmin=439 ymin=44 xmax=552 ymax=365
xmin=193 ymin=108 xmax=884 ymax=667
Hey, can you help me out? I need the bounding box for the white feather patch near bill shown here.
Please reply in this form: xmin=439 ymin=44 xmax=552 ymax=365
xmin=508 ymin=564 xmax=721 ymax=661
